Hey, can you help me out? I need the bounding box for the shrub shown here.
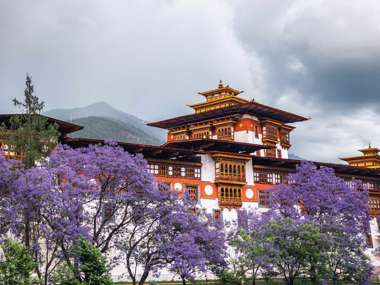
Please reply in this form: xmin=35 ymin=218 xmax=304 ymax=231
xmin=0 ymin=239 xmax=37 ymax=285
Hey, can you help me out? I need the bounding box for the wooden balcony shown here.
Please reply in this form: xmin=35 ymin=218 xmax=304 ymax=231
xmin=215 ymin=159 xmax=247 ymax=184
xmin=147 ymin=160 xmax=201 ymax=180
xmin=369 ymin=198 xmax=380 ymax=216
xmin=280 ymin=136 xmax=291 ymax=148
xmin=262 ymin=133 xmax=277 ymax=142
xmin=217 ymin=134 xmax=234 ymax=141
xmin=219 ymin=197 xmax=242 ymax=208
xmin=215 ymin=174 xmax=246 ymax=184
xmin=218 ymin=185 xmax=242 ymax=208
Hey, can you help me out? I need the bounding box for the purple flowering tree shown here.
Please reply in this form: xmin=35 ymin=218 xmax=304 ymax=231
xmin=0 ymin=143 xmax=159 ymax=284
xmin=164 ymin=207 xmax=226 ymax=285
xmin=47 ymin=143 xmax=157 ymax=256
xmin=45 ymin=143 xmax=225 ymax=285
xmin=0 ymin=155 xmax=22 ymax=235
xmin=271 ymin=162 xmax=371 ymax=284
xmin=0 ymin=158 xmax=87 ymax=284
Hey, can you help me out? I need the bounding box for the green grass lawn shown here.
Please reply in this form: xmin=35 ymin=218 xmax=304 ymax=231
xmin=113 ymin=280 xmax=380 ymax=285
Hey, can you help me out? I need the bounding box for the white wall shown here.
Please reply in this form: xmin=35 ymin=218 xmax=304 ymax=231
xmin=201 ymin=154 xmax=215 ymax=182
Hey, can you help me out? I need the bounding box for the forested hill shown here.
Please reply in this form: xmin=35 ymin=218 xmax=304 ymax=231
xmin=44 ymin=102 xmax=165 ymax=145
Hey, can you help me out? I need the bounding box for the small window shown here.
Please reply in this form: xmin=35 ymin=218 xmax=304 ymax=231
xmin=274 ymin=173 xmax=281 ymax=184
xmin=168 ymin=166 xmax=173 ymax=176
xmin=195 ymin=168 xmax=201 ymax=178
xmin=213 ymin=209 xmax=222 ymax=221
xmin=185 ymin=185 xmax=199 ymax=202
xmin=259 ymin=191 xmax=271 ymax=208
xmin=147 ymin=164 xmax=159 ymax=175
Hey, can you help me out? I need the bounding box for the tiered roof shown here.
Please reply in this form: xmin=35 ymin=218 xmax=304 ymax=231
xmin=164 ymin=138 xmax=271 ymax=154
xmin=148 ymin=82 xmax=308 ymax=129
xmin=341 ymin=144 xmax=380 ymax=168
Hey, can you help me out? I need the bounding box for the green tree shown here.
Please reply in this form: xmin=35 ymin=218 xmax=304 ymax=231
xmin=266 ymin=218 xmax=322 ymax=285
xmin=9 ymin=74 xmax=58 ymax=168
xmin=229 ymin=228 xmax=272 ymax=285
xmin=55 ymin=238 xmax=112 ymax=285
xmin=0 ymin=239 xmax=36 ymax=285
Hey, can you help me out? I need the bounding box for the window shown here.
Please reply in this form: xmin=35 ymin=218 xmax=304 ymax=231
xmin=267 ymin=173 xmax=273 ymax=184
xmin=219 ymin=186 xmax=242 ymax=206
xmin=274 ymin=173 xmax=281 ymax=184
xmin=168 ymin=166 xmax=173 ymax=176
xmin=213 ymin=209 xmax=222 ymax=221
xmin=195 ymin=168 xmax=201 ymax=178
xmin=254 ymin=172 xmax=268 ymax=184
xmin=367 ymin=233 xmax=373 ymax=248
xmin=181 ymin=167 xmax=186 ymax=177
xmin=259 ymin=191 xmax=271 ymax=208
xmin=185 ymin=185 xmax=199 ymax=202
xmin=147 ymin=164 xmax=159 ymax=175
xmin=277 ymin=149 xmax=282 ymax=158
xmin=160 ymin=183 xmax=171 ymax=190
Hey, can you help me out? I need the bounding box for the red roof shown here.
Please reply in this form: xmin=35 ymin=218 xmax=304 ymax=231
xmin=164 ymin=139 xmax=270 ymax=154
xmin=148 ymin=101 xmax=309 ymax=129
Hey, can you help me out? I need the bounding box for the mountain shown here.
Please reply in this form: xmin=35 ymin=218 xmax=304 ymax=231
xmin=70 ymin=116 xmax=162 ymax=145
xmin=44 ymin=102 xmax=165 ymax=145
xmin=288 ymin=153 xmax=305 ymax=160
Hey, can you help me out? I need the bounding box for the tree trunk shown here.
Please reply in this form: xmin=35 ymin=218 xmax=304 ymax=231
xmin=182 ymin=277 xmax=187 ymax=285
xmin=252 ymin=276 xmax=256 ymax=285
xmin=139 ymin=268 xmax=150 ymax=285
xmin=309 ymin=265 xmax=319 ymax=285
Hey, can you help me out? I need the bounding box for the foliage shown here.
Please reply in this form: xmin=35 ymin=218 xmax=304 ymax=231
xmin=229 ymin=210 xmax=272 ymax=285
xmin=270 ymin=162 xmax=372 ymax=285
xmin=228 ymin=162 xmax=372 ymax=285
xmin=53 ymin=265 xmax=82 ymax=285
xmin=9 ymin=74 xmax=58 ymax=168
xmin=74 ymin=238 xmax=112 ymax=285
xmin=0 ymin=142 xmax=226 ymax=285
xmin=220 ymin=270 xmax=241 ymax=285
xmin=264 ymin=217 xmax=322 ymax=285
xmin=0 ymin=239 xmax=37 ymax=285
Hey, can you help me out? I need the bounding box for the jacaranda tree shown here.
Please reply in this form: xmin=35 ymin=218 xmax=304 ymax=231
xmin=271 ymin=162 xmax=372 ymax=285
xmin=0 ymin=143 xmax=226 ymax=284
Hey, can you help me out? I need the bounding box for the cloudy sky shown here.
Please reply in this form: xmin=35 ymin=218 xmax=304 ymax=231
xmin=1 ymin=0 xmax=380 ymax=162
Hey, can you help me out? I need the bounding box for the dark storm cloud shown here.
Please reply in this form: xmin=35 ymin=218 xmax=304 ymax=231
xmin=230 ymin=0 xmax=380 ymax=162
xmin=233 ymin=0 xmax=380 ymax=112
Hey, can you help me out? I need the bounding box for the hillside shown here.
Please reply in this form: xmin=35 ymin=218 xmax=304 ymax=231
xmin=44 ymin=102 xmax=165 ymax=145
xmin=69 ymin=116 xmax=162 ymax=145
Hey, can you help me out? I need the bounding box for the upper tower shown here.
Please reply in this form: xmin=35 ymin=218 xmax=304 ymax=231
xmin=148 ymin=82 xmax=308 ymax=158
xmin=189 ymin=80 xmax=249 ymax=114
xmin=341 ymin=144 xmax=380 ymax=169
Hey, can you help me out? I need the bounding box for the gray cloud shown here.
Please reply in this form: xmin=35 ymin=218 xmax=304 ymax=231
xmin=232 ymin=0 xmax=380 ymax=161
xmin=1 ymin=0 xmax=380 ymax=162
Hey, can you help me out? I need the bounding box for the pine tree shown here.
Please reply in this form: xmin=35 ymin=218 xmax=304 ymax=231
xmin=9 ymin=74 xmax=58 ymax=167
xmin=2 ymin=74 xmax=59 ymax=250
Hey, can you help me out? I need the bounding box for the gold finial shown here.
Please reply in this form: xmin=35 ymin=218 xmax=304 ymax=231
xmin=369 ymin=143 xmax=372 ymax=149
xmin=218 ymin=80 xmax=224 ymax=89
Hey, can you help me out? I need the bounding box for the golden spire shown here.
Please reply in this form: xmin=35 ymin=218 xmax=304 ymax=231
xmin=218 ymin=80 xmax=224 ymax=89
